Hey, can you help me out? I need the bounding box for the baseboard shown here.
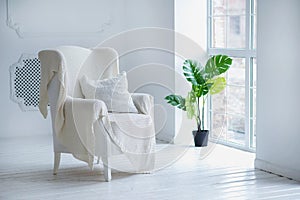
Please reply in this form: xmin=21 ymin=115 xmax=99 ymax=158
xmin=255 ymin=158 xmax=300 ymax=181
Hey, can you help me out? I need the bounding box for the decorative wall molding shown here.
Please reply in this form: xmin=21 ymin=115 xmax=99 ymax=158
xmin=6 ymin=0 xmax=113 ymax=38
xmin=10 ymin=54 xmax=42 ymax=111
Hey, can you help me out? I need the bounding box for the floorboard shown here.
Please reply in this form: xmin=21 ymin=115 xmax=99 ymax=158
xmin=0 ymin=135 xmax=299 ymax=200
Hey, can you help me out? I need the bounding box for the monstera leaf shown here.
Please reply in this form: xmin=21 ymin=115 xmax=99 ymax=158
xmin=203 ymin=55 xmax=232 ymax=79
xmin=185 ymin=91 xmax=197 ymax=119
xmin=183 ymin=59 xmax=205 ymax=86
xmin=165 ymin=94 xmax=186 ymax=111
xmin=207 ymin=77 xmax=227 ymax=95
xmin=192 ymin=83 xmax=213 ymax=98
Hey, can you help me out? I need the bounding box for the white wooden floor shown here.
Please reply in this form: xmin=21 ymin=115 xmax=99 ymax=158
xmin=1 ymin=135 xmax=300 ymax=200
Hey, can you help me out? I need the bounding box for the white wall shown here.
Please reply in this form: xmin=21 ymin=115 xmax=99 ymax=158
xmin=174 ymin=0 xmax=207 ymax=144
xmin=255 ymin=0 xmax=300 ymax=180
xmin=0 ymin=0 xmax=174 ymax=139
xmin=121 ymin=0 xmax=175 ymax=142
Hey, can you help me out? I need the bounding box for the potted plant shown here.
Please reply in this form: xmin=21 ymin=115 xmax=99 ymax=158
xmin=165 ymin=55 xmax=232 ymax=147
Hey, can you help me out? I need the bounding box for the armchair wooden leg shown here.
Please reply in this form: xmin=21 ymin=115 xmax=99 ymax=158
xmin=53 ymin=152 xmax=61 ymax=175
xmin=103 ymin=156 xmax=111 ymax=182
xmin=101 ymin=120 xmax=112 ymax=182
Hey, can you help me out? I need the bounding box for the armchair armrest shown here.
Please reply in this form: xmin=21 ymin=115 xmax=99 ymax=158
xmin=62 ymin=97 xmax=109 ymax=169
xmin=64 ymin=97 xmax=108 ymax=122
xmin=131 ymin=93 xmax=154 ymax=116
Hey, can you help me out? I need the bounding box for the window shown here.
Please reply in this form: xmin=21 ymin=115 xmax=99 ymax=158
xmin=208 ymin=0 xmax=257 ymax=151
xmin=230 ymin=16 xmax=241 ymax=35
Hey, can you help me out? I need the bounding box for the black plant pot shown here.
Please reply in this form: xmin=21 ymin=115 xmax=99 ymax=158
xmin=192 ymin=130 xmax=209 ymax=147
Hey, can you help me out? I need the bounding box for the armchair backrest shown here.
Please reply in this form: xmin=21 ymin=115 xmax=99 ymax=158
xmin=55 ymin=46 xmax=119 ymax=98
xmin=39 ymin=46 xmax=119 ymax=153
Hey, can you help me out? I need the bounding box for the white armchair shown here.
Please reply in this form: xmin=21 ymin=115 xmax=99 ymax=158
xmin=38 ymin=46 xmax=155 ymax=181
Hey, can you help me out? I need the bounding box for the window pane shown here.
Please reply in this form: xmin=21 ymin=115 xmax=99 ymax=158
xmin=251 ymin=88 xmax=256 ymax=148
xmin=252 ymin=118 xmax=256 ymax=148
xmin=212 ymin=0 xmax=246 ymax=15
xmin=227 ymin=0 xmax=246 ymax=15
xmin=212 ymin=85 xmax=245 ymax=117
xmin=212 ymin=113 xmax=226 ymax=140
xmin=253 ymin=15 xmax=257 ymax=49
xmin=212 ymin=0 xmax=226 ymax=15
xmin=227 ymin=58 xmax=245 ymax=86
xmin=253 ymin=58 xmax=257 ymax=88
xmin=253 ymin=88 xmax=256 ymax=119
xmin=227 ymin=15 xmax=246 ymax=48
xmin=212 ymin=89 xmax=226 ymax=114
xmin=212 ymin=17 xmax=226 ymax=48
xmin=227 ymin=86 xmax=245 ymax=116
xmin=227 ymin=115 xmax=245 ymax=145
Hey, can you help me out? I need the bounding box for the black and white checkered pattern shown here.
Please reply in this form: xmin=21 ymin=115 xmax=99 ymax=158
xmin=14 ymin=57 xmax=41 ymax=108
